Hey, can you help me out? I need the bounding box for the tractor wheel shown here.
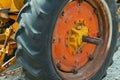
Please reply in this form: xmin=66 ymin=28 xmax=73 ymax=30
xmin=15 ymin=0 xmax=118 ymax=80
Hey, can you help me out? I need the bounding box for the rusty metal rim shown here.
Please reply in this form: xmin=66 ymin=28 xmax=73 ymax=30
xmin=52 ymin=0 xmax=110 ymax=80
xmin=52 ymin=0 xmax=99 ymax=72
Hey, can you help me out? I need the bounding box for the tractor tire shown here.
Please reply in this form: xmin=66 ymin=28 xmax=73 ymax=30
xmin=15 ymin=0 xmax=118 ymax=80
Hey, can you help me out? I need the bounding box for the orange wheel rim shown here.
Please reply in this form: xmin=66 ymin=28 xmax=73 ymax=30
xmin=52 ymin=1 xmax=98 ymax=72
xmin=52 ymin=0 xmax=109 ymax=79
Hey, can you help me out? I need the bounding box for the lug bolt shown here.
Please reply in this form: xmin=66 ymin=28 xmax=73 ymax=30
xmin=78 ymin=0 xmax=84 ymax=4
xmin=79 ymin=49 xmax=82 ymax=53
xmin=61 ymin=11 xmax=65 ymax=16
xmin=65 ymin=44 xmax=68 ymax=48
xmin=72 ymin=68 xmax=78 ymax=74
xmin=97 ymin=32 xmax=102 ymax=38
xmin=63 ymin=55 xmax=66 ymax=60
xmin=88 ymin=55 xmax=94 ymax=61
xmin=93 ymin=7 xmax=97 ymax=14
xmin=52 ymin=39 xmax=55 ymax=43
xmin=56 ymin=63 xmax=61 ymax=69
xmin=66 ymin=31 xmax=70 ymax=34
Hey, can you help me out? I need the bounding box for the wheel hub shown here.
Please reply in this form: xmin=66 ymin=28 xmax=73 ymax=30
xmin=68 ymin=19 xmax=88 ymax=52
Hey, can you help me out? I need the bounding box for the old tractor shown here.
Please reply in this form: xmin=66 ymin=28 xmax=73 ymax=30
xmin=0 ymin=0 xmax=23 ymax=72
xmin=0 ymin=0 xmax=119 ymax=80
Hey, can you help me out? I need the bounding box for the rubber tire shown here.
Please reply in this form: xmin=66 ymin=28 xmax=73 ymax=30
xmin=15 ymin=0 xmax=118 ymax=80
